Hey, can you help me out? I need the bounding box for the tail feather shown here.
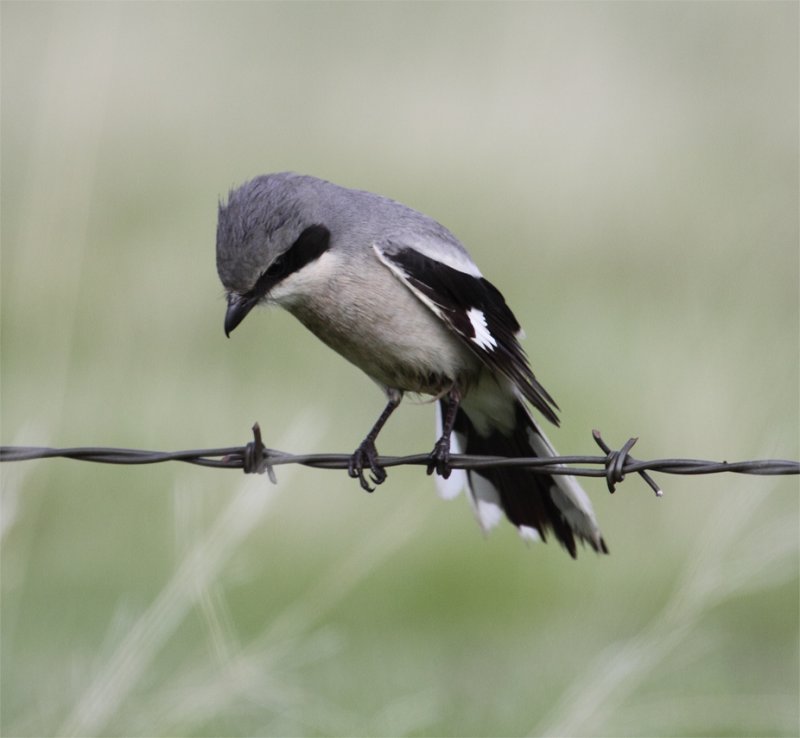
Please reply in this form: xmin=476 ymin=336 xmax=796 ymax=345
xmin=439 ymin=393 xmax=607 ymax=558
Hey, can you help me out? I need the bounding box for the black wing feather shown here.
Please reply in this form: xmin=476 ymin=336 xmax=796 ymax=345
xmin=378 ymin=245 xmax=560 ymax=425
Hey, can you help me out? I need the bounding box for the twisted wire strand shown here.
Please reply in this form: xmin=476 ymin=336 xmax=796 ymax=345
xmin=1 ymin=424 xmax=797 ymax=496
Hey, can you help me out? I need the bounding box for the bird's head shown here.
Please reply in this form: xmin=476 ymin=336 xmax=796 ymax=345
xmin=216 ymin=173 xmax=331 ymax=337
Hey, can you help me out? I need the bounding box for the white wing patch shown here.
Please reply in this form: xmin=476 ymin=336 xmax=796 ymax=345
xmin=466 ymin=308 xmax=497 ymax=351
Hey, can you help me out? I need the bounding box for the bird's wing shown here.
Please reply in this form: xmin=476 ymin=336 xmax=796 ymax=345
xmin=373 ymin=240 xmax=560 ymax=424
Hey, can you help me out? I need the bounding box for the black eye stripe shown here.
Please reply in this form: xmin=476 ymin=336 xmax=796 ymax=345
xmin=265 ymin=256 xmax=284 ymax=276
xmin=245 ymin=224 xmax=330 ymax=300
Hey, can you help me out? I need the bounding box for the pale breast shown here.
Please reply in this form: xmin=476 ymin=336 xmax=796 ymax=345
xmin=271 ymin=250 xmax=480 ymax=394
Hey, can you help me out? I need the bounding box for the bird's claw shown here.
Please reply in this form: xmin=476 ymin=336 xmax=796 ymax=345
xmin=348 ymin=440 xmax=387 ymax=492
xmin=427 ymin=437 xmax=452 ymax=479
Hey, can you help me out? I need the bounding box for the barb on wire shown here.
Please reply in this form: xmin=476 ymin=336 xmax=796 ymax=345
xmin=591 ymin=431 xmax=662 ymax=496
xmin=1 ymin=424 xmax=798 ymax=496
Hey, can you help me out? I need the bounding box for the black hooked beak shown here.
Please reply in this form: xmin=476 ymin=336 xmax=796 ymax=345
xmin=224 ymin=293 xmax=259 ymax=337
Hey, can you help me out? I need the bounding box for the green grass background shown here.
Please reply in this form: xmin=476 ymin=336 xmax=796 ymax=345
xmin=1 ymin=3 xmax=798 ymax=736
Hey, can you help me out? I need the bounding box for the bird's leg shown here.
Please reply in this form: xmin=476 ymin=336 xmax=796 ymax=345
xmin=427 ymin=386 xmax=462 ymax=479
xmin=348 ymin=389 xmax=403 ymax=492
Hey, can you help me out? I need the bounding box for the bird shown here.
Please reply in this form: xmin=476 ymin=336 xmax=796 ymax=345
xmin=217 ymin=172 xmax=607 ymax=557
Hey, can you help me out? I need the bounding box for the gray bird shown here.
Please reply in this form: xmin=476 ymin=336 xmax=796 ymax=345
xmin=217 ymin=173 xmax=607 ymax=557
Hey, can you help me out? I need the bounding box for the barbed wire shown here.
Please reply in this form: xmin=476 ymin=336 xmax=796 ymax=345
xmin=1 ymin=425 xmax=797 ymax=496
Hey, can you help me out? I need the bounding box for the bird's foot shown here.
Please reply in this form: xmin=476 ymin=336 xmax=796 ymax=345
xmin=427 ymin=437 xmax=452 ymax=479
xmin=348 ymin=439 xmax=387 ymax=493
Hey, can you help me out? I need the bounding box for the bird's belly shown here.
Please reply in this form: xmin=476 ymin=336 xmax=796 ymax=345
xmin=287 ymin=284 xmax=477 ymax=395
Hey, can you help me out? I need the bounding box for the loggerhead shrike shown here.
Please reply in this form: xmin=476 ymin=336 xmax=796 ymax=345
xmin=217 ymin=173 xmax=607 ymax=557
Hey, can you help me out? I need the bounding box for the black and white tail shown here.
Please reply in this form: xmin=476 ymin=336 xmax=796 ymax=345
xmin=436 ymin=388 xmax=608 ymax=558
xmin=373 ymin=240 xmax=606 ymax=554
